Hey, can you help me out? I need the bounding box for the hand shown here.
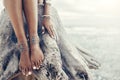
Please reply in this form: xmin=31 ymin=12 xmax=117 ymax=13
xmin=42 ymin=16 xmax=55 ymax=38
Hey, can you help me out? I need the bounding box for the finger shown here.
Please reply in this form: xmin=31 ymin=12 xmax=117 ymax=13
xmin=50 ymin=26 xmax=53 ymax=36
xmin=49 ymin=27 xmax=54 ymax=38
xmin=50 ymin=25 xmax=55 ymax=37
xmin=47 ymin=27 xmax=53 ymax=38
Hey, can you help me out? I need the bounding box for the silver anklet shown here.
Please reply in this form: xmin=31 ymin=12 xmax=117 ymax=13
xmin=30 ymin=36 xmax=40 ymax=45
xmin=16 ymin=43 xmax=28 ymax=53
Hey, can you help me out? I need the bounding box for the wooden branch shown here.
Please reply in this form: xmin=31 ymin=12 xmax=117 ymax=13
xmin=0 ymin=4 xmax=100 ymax=80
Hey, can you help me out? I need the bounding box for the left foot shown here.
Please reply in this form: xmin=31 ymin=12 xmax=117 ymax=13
xmin=29 ymin=35 xmax=44 ymax=70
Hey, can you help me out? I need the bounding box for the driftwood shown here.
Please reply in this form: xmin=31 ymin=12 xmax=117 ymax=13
xmin=0 ymin=4 xmax=100 ymax=80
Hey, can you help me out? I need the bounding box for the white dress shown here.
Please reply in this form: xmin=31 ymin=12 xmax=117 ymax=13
xmin=38 ymin=0 xmax=52 ymax=5
xmin=0 ymin=0 xmax=100 ymax=80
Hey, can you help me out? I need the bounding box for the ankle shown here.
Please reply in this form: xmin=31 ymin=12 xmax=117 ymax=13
xmin=17 ymin=41 xmax=29 ymax=53
xmin=29 ymin=34 xmax=39 ymax=38
xmin=29 ymin=35 xmax=40 ymax=45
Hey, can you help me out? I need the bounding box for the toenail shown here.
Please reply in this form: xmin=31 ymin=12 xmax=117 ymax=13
xmin=36 ymin=67 xmax=39 ymax=70
xmin=33 ymin=66 xmax=37 ymax=69
xmin=40 ymin=64 xmax=43 ymax=66
xmin=25 ymin=74 xmax=28 ymax=76
xmin=22 ymin=72 xmax=25 ymax=75
xmin=28 ymin=72 xmax=32 ymax=75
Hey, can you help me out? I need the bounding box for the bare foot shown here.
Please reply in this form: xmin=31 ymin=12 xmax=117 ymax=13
xmin=30 ymin=36 xmax=44 ymax=70
xmin=18 ymin=43 xmax=32 ymax=76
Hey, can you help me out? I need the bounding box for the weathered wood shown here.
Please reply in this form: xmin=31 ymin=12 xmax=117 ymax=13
xmin=0 ymin=5 xmax=100 ymax=80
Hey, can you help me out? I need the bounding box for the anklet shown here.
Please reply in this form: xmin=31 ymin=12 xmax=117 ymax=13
xmin=16 ymin=43 xmax=29 ymax=53
xmin=29 ymin=36 xmax=40 ymax=45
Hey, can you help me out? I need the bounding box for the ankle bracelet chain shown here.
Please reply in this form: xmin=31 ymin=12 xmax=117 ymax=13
xmin=30 ymin=36 xmax=40 ymax=45
xmin=17 ymin=43 xmax=28 ymax=53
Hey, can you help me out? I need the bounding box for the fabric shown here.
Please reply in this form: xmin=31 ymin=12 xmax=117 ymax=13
xmin=38 ymin=0 xmax=52 ymax=5
xmin=45 ymin=0 xmax=52 ymax=4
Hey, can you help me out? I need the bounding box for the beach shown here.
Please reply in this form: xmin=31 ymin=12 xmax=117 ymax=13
xmin=66 ymin=26 xmax=120 ymax=80
xmin=0 ymin=0 xmax=120 ymax=79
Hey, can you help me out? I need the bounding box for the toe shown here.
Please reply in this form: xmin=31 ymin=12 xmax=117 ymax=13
xmin=38 ymin=60 xmax=41 ymax=68
xmin=36 ymin=61 xmax=40 ymax=69
xmin=34 ymin=62 xmax=38 ymax=67
xmin=32 ymin=62 xmax=36 ymax=69
xmin=28 ymin=68 xmax=32 ymax=75
xmin=31 ymin=62 xmax=34 ymax=67
xmin=37 ymin=61 xmax=40 ymax=67
xmin=26 ymin=68 xmax=32 ymax=76
xmin=42 ymin=56 xmax=44 ymax=60
xmin=28 ymin=71 xmax=32 ymax=75
xmin=39 ymin=60 xmax=42 ymax=66
xmin=28 ymin=66 xmax=32 ymax=72
xmin=19 ymin=66 xmax=22 ymax=71
xmin=22 ymin=68 xmax=26 ymax=75
xmin=29 ymin=66 xmax=32 ymax=71
xmin=34 ymin=62 xmax=39 ymax=69
xmin=32 ymin=62 xmax=37 ymax=69
xmin=40 ymin=59 xmax=43 ymax=65
xmin=25 ymin=68 xmax=29 ymax=76
xmin=39 ymin=60 xmax=41 ymax=64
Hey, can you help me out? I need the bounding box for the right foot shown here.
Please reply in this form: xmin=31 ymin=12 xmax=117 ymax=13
xmin=17 ymin=42 xmax=32 ymax=76
xmin=29 ymin=35 xmax=44 ymax=70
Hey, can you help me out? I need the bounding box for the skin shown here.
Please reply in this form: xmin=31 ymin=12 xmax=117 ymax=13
xmin=3 ymin=0 xmax=54 ymax=76
xmin=42 ymin=3 xmax=55 ymax=38
xmin=3 ymin=0 xmax=32 ymax=76
xmin=22 ymin=0 xmax=44 ymax=71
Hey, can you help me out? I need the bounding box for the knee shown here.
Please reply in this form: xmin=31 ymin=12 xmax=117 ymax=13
xmin=3 ymin=0 xmax=14 ymax=8
xmin=3 ymin=0 xmax=7 ymax=7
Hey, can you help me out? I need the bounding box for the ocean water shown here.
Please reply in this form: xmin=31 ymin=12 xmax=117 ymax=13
xmin=65 ymin=26 xmax=120 ymax=80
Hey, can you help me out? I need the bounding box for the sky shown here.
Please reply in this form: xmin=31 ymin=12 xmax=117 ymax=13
xmin=0 ymin=0 xmax=120 ymax=26
xmin=52 ymin=0 xmax=120 ymax=26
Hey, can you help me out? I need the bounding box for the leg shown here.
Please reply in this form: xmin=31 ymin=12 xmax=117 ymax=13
xmin=23 ymin=0 xmax=44 ymax=69
xmin=3 ymin=0 xmax=32 ymax=76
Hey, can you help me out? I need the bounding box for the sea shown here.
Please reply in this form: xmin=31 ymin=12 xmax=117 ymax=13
xmin=0 ymin=1 xmax=120 ymax=80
